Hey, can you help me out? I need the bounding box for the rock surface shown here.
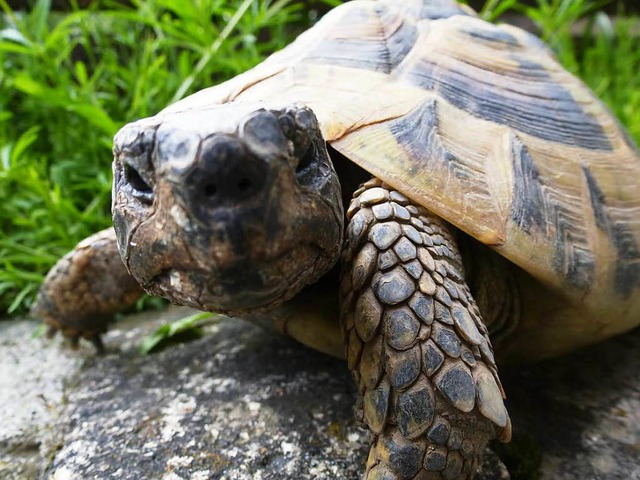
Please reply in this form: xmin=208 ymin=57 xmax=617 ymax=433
xmin=0 ymin=321 xmax=82 ymax=480
xmin=502 ymin=329 xmax=640 ymax=480
xmin=0 ymin=306 xmax=639 ymax=479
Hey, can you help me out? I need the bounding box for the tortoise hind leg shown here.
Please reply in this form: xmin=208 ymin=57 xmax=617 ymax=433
xmin=341 ymin=179 xmax=511 ymax=479
xmin=32 ymin=227 xmax=144 ymax=351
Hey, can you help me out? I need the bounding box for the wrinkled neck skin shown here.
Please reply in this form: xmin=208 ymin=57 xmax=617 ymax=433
xmin=111 ymin=104 xmax=344 ymax=316
xmin=459 ymin=235 xmax=521 ymax=345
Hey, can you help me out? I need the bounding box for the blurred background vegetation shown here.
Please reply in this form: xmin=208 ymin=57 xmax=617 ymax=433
xmin=1 ymin=0 xmax=639 ymax=317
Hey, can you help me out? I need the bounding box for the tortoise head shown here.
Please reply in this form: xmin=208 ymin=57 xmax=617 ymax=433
xmin=111 ymin=104 xmax=343 ymax=314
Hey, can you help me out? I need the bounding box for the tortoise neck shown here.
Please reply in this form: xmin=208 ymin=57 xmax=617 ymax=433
xmin=459 ymin=235 xmax=521 ymax=346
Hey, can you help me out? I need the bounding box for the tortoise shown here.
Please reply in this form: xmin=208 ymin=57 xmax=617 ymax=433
xmin=32 ymin=0 xmax=640 ymax=478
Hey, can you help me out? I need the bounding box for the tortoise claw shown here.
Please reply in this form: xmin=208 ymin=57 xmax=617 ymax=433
xmin=41 ymin=320 xmax=107 ymax=353
xmin=90 ymin=334 xmax=106 ymax=354
xmin=45 ymin=325 xmax=58 ymax=339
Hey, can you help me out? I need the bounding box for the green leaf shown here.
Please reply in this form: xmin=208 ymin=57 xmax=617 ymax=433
xmin=139 ymin=311 xmax=221 ymax=354
xmin=30 ymin=0 xmax=52 ymax=43
xmin=480 ymin=0 xmax=520 ymax=21
xmin=74 ymin=61 xmax=88 ymax=85
xmin=8 ymin=284 xmax=35 ymax=314
xmin=0 ymin=26 xmax=32 ymax=46
xmin=66 ymin=103 xmax=119 ymax=136
xmin=10 ymin=127 xmax=40 ymax=164
xmin=12 ymin=74 xmax=46 ymax=97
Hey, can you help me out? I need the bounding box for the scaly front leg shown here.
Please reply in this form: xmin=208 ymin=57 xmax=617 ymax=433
xmin=341 ymin=179 xmax=511 ymax=480
xmin=32 ymin=227 xmax=144 ymax=350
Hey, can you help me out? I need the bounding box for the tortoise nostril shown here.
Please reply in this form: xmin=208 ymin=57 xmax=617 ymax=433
xmin=237 ymin=178 xmax=252 ymax=192
xmin=204 ymin=183 xmax=218 ymax=197
xmin=197 ymin=175 xmax=259 ymax=203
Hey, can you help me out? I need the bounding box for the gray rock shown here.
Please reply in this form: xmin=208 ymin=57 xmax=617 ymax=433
xmin=0 ymin=306 xmax=639 ymax=479
xmin=0 ymin=320 xmax=82 ymax=480
xmin=501 ymin=329 xmax=640 ymax=479
xmin=45 ymin=307 xmax=366 ymax=480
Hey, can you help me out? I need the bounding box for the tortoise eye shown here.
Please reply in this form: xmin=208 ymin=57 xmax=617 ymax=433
xmin=123 ymin=161 xmax=154 ymax=204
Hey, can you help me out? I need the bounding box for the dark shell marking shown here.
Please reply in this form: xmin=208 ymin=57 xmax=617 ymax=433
xmin=303 ymin=2 xmax=611 ymax=149
xmin=399 ymin=53 xmax=610 ymax=150
xmin=583 ymin=167 xmax=640 ymax=296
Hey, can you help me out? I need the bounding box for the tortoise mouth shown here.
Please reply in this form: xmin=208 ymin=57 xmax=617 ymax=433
xmin=143 ymin=242 xmax=325 ymax=314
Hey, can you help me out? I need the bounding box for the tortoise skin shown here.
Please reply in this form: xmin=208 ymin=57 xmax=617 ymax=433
xmin=341 ymin=179 xmax=510 ymax=478
xmin=32 ymin=228 xmax=144 ymax=348
xmin=163 ymin=0 xmax=640 ymax=360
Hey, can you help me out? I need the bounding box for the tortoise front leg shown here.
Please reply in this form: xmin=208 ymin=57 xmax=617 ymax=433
xmin=341 ymin=179 xmax=511 ymax=480
xmin=32 ymin=227 xmax=144 ymax=351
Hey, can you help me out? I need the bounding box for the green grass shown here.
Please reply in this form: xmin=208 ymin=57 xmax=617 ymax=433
xmin=1 ymin=0 xmax=639 ymax=316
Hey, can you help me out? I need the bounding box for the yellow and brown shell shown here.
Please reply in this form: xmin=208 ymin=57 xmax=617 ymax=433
xmin=163 ymin=0 xmax=640 ymax=356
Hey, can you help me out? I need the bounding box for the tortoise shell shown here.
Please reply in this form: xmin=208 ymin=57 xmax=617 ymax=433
xmin=161 ymin=0 xmax=640 ymax=359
